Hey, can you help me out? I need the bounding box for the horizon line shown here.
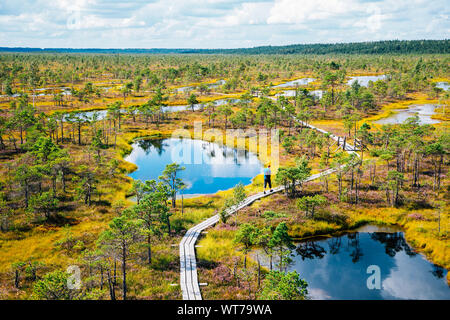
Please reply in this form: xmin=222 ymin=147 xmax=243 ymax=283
xmin=1 ymin=39 xmax=448 ymax=51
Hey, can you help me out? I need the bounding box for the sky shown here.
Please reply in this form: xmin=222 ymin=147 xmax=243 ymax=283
xmin=0 ymin=0 xmax=448 ymax=49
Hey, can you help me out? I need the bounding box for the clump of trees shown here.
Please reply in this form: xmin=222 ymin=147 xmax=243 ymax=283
xmin=258 ymin=270 xmax=308 ymax=300
xmin=297 ymin=195 xmax=327 ymax=218
xmin=275 ymin=156 xmax=311 ymax=197
xmin=230 ymin=219 xmax=303 ymax=299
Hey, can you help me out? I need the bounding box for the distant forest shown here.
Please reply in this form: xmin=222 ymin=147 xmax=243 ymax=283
xmin=1 ymin=40 xmax=449 ymax=55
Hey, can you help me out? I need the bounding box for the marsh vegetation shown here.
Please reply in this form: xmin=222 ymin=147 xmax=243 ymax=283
xmin=0 ymin=52 xmax=448 ymax=300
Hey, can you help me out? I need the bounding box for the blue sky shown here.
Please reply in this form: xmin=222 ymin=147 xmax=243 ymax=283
xmin=0 ymin=0 xmax=448 ymax=48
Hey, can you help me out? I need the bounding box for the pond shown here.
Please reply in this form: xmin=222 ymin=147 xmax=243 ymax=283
xmin=65 ymin=105 xmax=194 ymax=121
xmin=436 ymin=82 xmax=449 ymax=91
xmin=0 ymin=93 xmax=21 ymax=98
xmin=124 ymin=138 xmax=263 ymax=195
xmin=100 ymin=86 xmax=114 ymax=92
xmin=374 ymin=104 xmax=441 ymax=125
xmin=1 ymin=87 xmax=72 ymax=98
xmin=175 ymin=86 xmax=193 ymax=93
xmin=64 ymin=104 xmax=201 ymax=121
xmin=275 ymin=89 xmax=323 ymax=99
xmin=161 ymin=99 xmax=242 ymax=112
xmin=213 ymin=98 xmax=242 ymax=105
xmin=175 ymin=80 xmax=226 ymax=93
xmin=64 ymin=97 xmax=245 ymax=121
xmin=310 ymin=90 xmax=323 ymax=99
xmin=261 ymin=225 xmax=449 ymax=300
xmin=273 ymin=78 xmax=316 ymax=88
xmin=207 ymin=79 xmax=226 ymax=89
xmin=63 ymin=109 xmax=112 ymax=121
xmin=162 ymin=104 xmax=200 ymax=112
xmin=347 ymin=75 xmax=386 ymax=87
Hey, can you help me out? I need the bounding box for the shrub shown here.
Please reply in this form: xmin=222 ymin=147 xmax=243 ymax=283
xmin=213 ymin=265 xmax=233 ymax=283
xmin=262 ymin=211 xmax=287 ymax=220
xmin=32 ymin=270 xmax=80 ymax=300
xmin=407 ymin=213 xmax=426 ymax=221
xmin=258 ymin=270 xmax=308 ymax=300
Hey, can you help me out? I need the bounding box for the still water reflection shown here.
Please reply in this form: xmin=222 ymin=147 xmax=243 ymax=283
xmin=347 ymin=75 xmax=386 ymax=87
xmin=285 ymin=225 xmax=449 ymax=300
xmin=273 ymin=78 xmax=316 ymax=88
xmin=374 ymin=104 xmax=440 ymax=125
xmin=124 ymin=138 xmax=263 ymax=195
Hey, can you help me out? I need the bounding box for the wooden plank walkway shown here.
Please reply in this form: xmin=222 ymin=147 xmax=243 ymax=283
xmin=179 ymin=119 xmax=359 ymax=300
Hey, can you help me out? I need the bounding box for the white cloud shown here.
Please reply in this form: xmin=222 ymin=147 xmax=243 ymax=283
xmin=381 ymin=253 xmax=449 ymax=300
xmin=353 ymin=3 xmax=390 ymax=33
xmin=0 ymin=0 xmax=448 ymax=48
xmin=267 ymin=0 xmax=362 ymax=24
xmin=425 ymin=14 xmax=449 ymax=33
xmin=196 ymin=2 xmax=272 ymax=27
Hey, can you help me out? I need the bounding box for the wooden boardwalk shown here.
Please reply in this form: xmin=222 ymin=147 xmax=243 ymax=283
xmin=179 ymin=120 xmax=359 ymax=300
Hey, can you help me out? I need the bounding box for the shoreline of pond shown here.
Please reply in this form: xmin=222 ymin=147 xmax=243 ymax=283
xmin=251 ymin=222 xmax=449 ymax=299
xmin=123 ymin=137 xmax=265 ymax=196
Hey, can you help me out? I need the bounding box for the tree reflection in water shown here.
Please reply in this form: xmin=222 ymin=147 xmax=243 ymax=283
xmin=328 ymin=237 xmax=341 ymax=255
xmin=296 ymin=241 xmax=326 ymax=260
xmin=137 ymin=139 xmax=168 ymax=155
xmin=347 ymin=233 xmax=363 ymax=263
xmin=127 ymin=138 xmax=263 ymax=195
xmin=286 ymin=228 xmax=449 ymax=298
xmin=370 ymin=232 xmax=418 ymax=257
xmin=295 ymin=231 xmax=422 ymax=264
xmin=431 ymin=265 xmax=445 ymax=279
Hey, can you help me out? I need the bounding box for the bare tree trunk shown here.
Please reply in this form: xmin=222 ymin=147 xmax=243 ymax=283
xmin=437 ymin=154 xmax=443 ymax=190
xmin=122 ymin=247 xmax=127 ymax=300
xmin=78 ymin=124 xmax=81 ymax=145
xmin=100 ymin=265 xmax=104 ymax=290
xmin=60 ymin=121 xmax=64 ymax=143
xmin=147 ymin=235 xmax=152 ymax=265
xmin=107 ymin=269 xmax=116 ymax=300
xmin=14 ymin=269 xmax=20 ymax=288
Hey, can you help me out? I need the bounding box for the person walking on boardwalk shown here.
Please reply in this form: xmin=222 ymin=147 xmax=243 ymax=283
xmin=263 ymin=164 xmax=272 ymax=194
